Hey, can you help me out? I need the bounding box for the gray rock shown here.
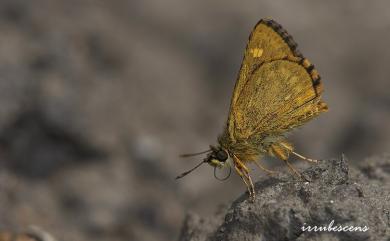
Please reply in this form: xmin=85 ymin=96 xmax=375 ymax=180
xmin=178 ymin=154 xmax=390 ymax=241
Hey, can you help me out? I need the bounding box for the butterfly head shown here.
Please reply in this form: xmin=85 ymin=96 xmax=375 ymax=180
xmin=204 ymin=146 xmax=229 ymax=168
xmin=176 ymin=146 xmax=231 ymax=181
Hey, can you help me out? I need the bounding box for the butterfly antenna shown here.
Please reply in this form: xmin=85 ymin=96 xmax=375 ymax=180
xmin=179 ymin=149 xmax=212 ymax=158
xmin=175 ymin=160 xmax=207 ymax=179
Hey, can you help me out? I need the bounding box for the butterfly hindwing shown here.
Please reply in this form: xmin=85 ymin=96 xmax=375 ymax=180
xmin=233 ymin=59 xmax=326 ymax=140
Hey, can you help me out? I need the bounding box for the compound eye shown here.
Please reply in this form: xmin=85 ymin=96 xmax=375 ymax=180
xmin=216 ymin=150 xmax=228 ymax=162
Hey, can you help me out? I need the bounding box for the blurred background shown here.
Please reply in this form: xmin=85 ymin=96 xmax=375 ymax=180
xmin=0 ymin=0 xmax=389 ymax=240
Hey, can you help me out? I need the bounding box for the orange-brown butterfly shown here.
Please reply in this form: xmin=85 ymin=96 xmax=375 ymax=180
xmin=177 ymin=18 xmax=328 ymax=200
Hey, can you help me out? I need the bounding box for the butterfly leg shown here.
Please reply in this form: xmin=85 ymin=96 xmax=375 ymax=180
xmin=233 ymin=155 xmax=255 ymax=200
xmin=291 ymin=151 xmax=318 ymax=163
xmin=253 ymin=160 xmax=277 ymax=175
xmin=245 ymin=170 xmax=255 ymax=200
xmin=269 ymin=144 xmax=304 ymax=180
xmin=279 ymin=142 xmax=318 ymax=163
xmin=233 ymin=165 xmax=252 ymax=197
xmin=283 ymin=159 xmax=302 ymax=179
xmin=246 ymin=173 xmax=256 ymax=202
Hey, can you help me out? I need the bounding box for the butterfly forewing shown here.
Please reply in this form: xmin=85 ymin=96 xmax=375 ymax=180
xmin=226 ymin=19 xmax=327 ymax=143
xmin=233 ymin=60 xmax=325 ymax=140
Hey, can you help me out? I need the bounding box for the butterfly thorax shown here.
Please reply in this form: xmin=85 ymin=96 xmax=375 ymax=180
xmin=218 ymin=126 xmax=291 ymax=162
xmin=217 ymin=130 xmax=262 ymax=162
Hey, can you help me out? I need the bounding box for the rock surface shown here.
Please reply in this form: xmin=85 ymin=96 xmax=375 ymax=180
xmin=178 ymin=154 xmax=390 ymax=241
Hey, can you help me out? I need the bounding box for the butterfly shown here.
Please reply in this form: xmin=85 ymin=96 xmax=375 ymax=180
xmin=177 ymin=18 xmax=328 ymax=200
